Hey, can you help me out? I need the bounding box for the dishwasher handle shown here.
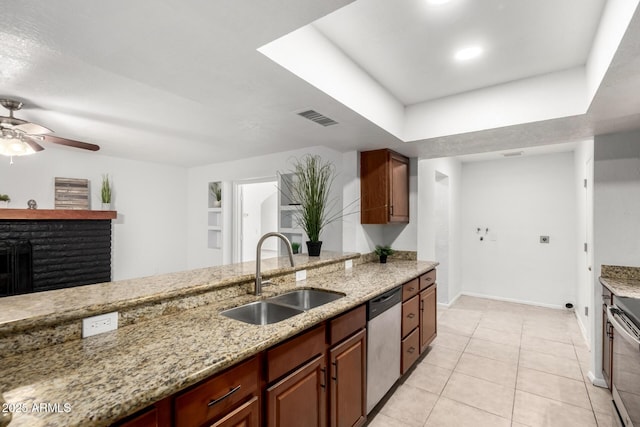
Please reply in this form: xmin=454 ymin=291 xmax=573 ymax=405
xmin=607 ymin=306 xmax=640 ymax=349
xmin=367 ymin=287 xmax=401 ymax=320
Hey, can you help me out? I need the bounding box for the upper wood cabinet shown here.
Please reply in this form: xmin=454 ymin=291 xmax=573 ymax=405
xmin=360 ymin=149 xmax=410 ymax=224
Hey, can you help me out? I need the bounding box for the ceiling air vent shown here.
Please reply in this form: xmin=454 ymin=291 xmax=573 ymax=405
xmin=297 ymin=110 xmax=338 ymax=127
xmin=502 ymin=151 xmax=524 ymax=157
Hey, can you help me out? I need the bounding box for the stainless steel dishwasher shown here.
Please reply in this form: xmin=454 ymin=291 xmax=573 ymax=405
xmin=366 ymin=286 xmax=402 ymax=413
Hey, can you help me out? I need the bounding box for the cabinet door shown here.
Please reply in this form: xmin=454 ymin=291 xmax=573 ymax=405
xmin=420 ymin=285 xmax=437 ymax=353
xmin=402 ymin=296 xmax=419 ymax=338
xmin=210 ymin=396 xmax=259 ymax=427
xmin=267 ymin=354 xmax=327 ymax=427
xmin=329 ymin=329 xmax=366 ymax=427
xmin=389 ymin=152 xmax=409 ymax=223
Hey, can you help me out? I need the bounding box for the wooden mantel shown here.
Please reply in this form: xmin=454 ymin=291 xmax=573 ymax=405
xmin=0 ymin=209 xmax=117 ymax=220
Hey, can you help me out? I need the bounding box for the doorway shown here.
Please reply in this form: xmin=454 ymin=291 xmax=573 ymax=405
xmin=233 ymin=178 xmax=278 ymax=263
xmin=435 ymin=171 xmax=450 ymax=304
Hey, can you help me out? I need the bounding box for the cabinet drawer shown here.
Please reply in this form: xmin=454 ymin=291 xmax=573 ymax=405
xmin=329 ymin=304 xmax=366 ymax=346
xmin=174 ymin=356 xmax=259 ymax=427
xmin=420 ymin=269 xmax=436 ymax=290
xmin=268 ymin=324 xmax=326 ymax=383
xmin=402 ymin=296 xmax=419 ymax=338
xmin=401 ymin=328 xmax=420 ymax=375
xmin=402 ymin=278 xmax=419 ymax=301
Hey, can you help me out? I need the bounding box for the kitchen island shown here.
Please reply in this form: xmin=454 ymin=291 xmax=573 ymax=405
xmin=0 ymin=252 xmax=437 ymax=426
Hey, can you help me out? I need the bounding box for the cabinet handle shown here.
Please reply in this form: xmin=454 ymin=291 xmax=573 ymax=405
xmin=420 ymin=300 xmax=424 ymax=312
xmin=407 ymin=313 xmax=415 ymax=319
xmin=207 ymin=385 xmax=241 ymax=407
xmin=407 ymin=347 xmax=416 ymax=354
xmin=332 ymin=361 xmax=338 ymax=382
xmin=390 ymin=205 xmax=394 ymax=216
xmin=408 ymin=287 xmax=415 ymax=292
xmin=320 ymin=367 xmax=326 ymax=389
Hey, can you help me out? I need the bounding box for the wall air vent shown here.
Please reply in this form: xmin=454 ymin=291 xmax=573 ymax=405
xmin=297 ymin=110 xmax=338 ymax=127
xmin=502 ymin=151 xmax=524 ymax=157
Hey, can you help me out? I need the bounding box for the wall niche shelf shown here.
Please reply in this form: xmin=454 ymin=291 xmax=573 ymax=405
xmin=207 ymin=182 xmax=223 ymax=249
xmin=277 ymin=173 xmax=306 ymax=255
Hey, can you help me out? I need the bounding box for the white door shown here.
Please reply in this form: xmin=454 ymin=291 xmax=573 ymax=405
xmin=236 ymin=180 xmax=278 ymax=262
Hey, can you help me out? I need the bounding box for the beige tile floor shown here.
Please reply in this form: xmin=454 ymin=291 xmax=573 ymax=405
xmin=366 ymin=296 xmax=619 ymax=427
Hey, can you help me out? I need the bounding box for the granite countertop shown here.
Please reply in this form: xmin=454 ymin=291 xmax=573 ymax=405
xmin=0 ymin=258 xmax=437 ymax=427
xmin=0 ymin=251 xmax=358 ymax=332
xmin=600 ymin=265 xmax=640 ymax=299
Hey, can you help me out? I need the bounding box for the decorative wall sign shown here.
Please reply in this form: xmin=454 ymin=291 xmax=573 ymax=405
xmin=54 ymin=177 xmax=89 ymax=210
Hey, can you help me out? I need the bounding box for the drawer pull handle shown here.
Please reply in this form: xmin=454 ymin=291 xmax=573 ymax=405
xmin=425 ymin=277 xmax=433 ymax=282
xmin=407 ymin=347 xmax=416 ymax=354
xmin=407 ymin=313 xmax=415 ymax=319
xmin=207 ymin=385 xmax=241 ymax=407
xmin=408 ymin=287 xmax=415 ymax=292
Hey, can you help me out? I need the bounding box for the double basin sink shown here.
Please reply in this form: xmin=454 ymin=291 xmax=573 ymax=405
xmin=221 ymin=289 xmax=345 ymax=325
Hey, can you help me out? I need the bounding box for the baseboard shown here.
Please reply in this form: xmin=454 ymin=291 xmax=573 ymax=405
xmin=459 ymin=291 xmax=565 ymax=310
xmin=574 ymin=310 xmax=591 ymax=350
xmin=588 ymin=371 xmax=608 ymax=388
xmin=437 ymin=291 xmax=462 ymax=309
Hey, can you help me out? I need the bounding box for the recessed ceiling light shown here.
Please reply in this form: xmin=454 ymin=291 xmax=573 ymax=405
xmin=454 ymin=46 xmax=483 ymax=61
xmin=427 ymin=0 xmax=450 ymax=4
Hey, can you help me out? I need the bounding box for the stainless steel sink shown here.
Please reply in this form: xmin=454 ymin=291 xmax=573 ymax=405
xmin=220 ymin=301 xmax=304 ymax=325
xmin=267 ymin=289 xmax=345 ymax=311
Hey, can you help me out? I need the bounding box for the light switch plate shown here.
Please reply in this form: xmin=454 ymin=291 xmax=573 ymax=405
xmin=82 ymin=312 xmax=118 ymax=338
xmin=295 ymin=269 xmax=307 ymax=281
xmin=345 ymin=260 xmax=353 ymax=270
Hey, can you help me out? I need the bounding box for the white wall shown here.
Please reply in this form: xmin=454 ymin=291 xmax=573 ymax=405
xmin=573 ymin=139 xmax=595 ymax=345
xmin=591 ymin=129 xmax=640 ymax=383
xmin=417 ymin=157 xmax=462 ymax=304
xmin=187 ymin=146 xmax=345 ymax=269
xmin=460 ymin=152 xmax=577 ymax=308
xmin=0 ymin=149 xmax=188 ymax=280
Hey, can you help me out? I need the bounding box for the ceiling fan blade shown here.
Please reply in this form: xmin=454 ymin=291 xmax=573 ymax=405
xmin=14 ymin=122 xmax=52 ymax=135
xmin=23 ymin=136 xmax=45 ymax=152
xmin=42 ymin=135 xmax=100 ymax=151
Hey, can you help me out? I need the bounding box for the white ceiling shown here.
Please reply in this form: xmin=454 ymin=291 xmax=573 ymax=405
xmin=314 ymin=0 xmax=605 ymax=105
xmin=1 ymin=0 xmax=639 ymax=167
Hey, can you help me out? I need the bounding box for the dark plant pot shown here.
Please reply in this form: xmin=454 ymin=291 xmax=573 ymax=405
xmin=306 ymin=241 xmax=323 ymax=257
xmin=379 ymin=255 xmax=387 ymax=263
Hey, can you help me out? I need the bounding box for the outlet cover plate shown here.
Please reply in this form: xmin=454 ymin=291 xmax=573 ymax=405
xmin=540 ymin=236 xmax=550 ymax=244
xmin=295 ymin=270 xmax=307 ymax=281
xmin=345 ymin=260 xmax=353 ymax=270
xmin=82 ymin=312 xmax=118 ymax=338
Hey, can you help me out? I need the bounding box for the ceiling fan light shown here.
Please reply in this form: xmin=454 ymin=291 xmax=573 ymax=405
xmin=0 ymin=137 xmax=35 ymax=156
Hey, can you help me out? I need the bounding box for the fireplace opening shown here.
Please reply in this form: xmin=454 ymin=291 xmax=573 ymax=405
xmin=0 ymin=240 xmax=33 ymax=296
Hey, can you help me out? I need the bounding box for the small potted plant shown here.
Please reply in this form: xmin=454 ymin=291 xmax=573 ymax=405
xmin=0 ymin=194 xmax=10 ymax=208
xmin=375 ymin=245 xmax=394 ymax=263
xmin=209 ymin=182 xmax=222 ymax=207
xmin=101 ymin=175 xmax=112 ymax=210
xmin=291 ymin=242 xmax=301 ymax=254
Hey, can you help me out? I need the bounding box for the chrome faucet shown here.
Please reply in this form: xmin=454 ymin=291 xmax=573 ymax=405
xmin=255 ymin=232 xmax=295 ymax=296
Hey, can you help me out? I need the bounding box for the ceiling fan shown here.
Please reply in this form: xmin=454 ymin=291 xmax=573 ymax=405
xmin=0 ymin=98 xmax=100 ymax=158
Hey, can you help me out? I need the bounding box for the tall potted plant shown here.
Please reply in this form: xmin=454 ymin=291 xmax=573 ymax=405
xmin=101 ymin=174 xmax=112 ymax=210
xmin=283 ymin=155 xmax=340 ymax=256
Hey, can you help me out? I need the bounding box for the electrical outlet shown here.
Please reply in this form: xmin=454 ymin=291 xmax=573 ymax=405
xmin=540 ymin=236 xmax=550 ymax=244
xmin=82 ymin=312 xmax=118 ymax=338
xmin=295 ymin=269 xmax=307 ymax=281
xmin=345 ymin=260 xmax=353 ymax=270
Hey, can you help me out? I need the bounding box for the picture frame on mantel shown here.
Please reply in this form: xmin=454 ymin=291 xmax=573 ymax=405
xmin=54 ymin=177 xmax=89 ymax=210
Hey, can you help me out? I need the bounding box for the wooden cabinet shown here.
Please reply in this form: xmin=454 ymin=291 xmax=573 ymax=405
xmin=420 ymin=284 xmax=437 ymax=353
xmin=267 ymin=354 xmax=327 ymax=427
xmin=360 ymin=149 xmax=410 ymax=224
xmin=211 ymin=397 xmax=259 ymax=427
xmin=174 ymin=356 xmax=260 ymax=427
xmin=602 ymin=285 xmax=613 ymax=390
xmin=328 ymin=307 xmax=366 ymax=427
xmin=115 ymin=399 xmax=171 ymax=427
xmin=419 ymin=270 xmax=437 ymax=353
xmin=400 ymin=279 xmax=421 ymax=375
xmin=266 ymin=325 xmax=327 ymax=427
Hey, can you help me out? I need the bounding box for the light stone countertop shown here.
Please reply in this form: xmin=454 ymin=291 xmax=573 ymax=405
xmin=600 ymin=265 xmax=640 ymax=299
xmin=0 ymin=251 xmax=358 ymax=332
xmin=0 ymin=258 xmax=437 ymax=427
